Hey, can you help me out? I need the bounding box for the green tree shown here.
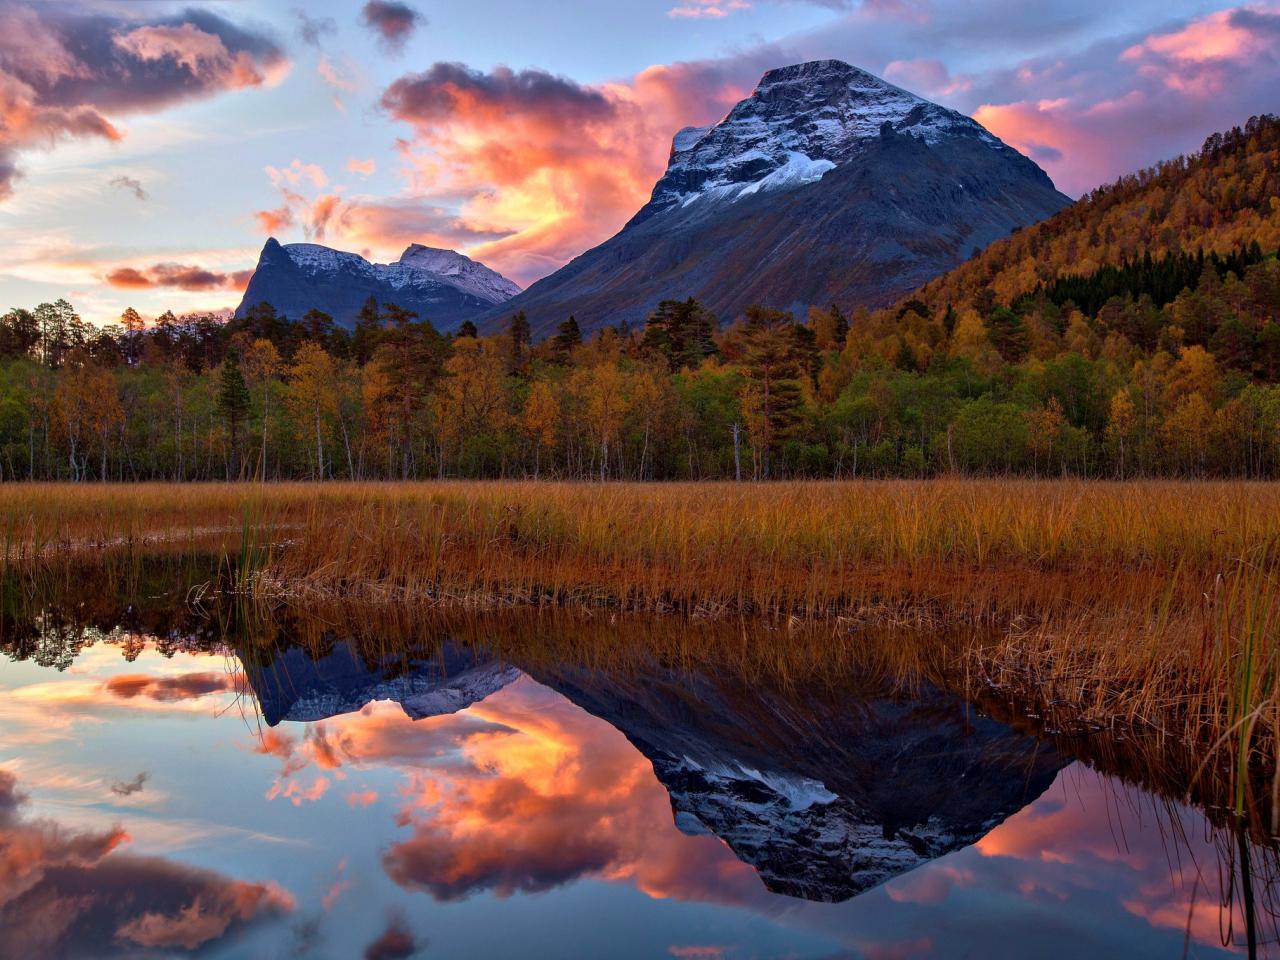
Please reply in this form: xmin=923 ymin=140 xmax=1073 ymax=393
xmin=552 ymin=315 xmax=582 ymax=362
xmin=216 ymin=348 xmax=252 ymax=480
xmin=739 ymin=306 xmax=807 ymax=479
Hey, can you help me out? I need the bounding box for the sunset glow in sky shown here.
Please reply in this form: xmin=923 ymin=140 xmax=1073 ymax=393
xmin=0 ymin=0 xmax=1277 ymax=324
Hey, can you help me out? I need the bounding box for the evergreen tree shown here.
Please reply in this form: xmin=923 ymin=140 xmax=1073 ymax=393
xmin=352 ymin=296 xmax=383 ymax=365
xmin=740 ymin=305 xmax=807 ymax=479
xmin=216 ymin=348 xmax=252 ymax=480
xmin=641 ymin=298 xmax=718 ymax=371
xmin=987 ymin=306 xmax=1029 ymax=363
xmin=456 ymin=320 xmax=478 ymax=338
xmin=552 ymin=315 xmax=582 ymax=362
xmin=508 ymin=311 xmax=531 ymax=374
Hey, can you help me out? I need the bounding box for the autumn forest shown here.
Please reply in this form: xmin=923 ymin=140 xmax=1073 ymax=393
xmin=3 ymin=115 xmax=1279 ymax=483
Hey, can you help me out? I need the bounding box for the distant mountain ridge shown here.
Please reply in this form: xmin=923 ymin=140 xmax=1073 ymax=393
xmin=479 ymin=59 xmax=1071 ymax=340
xmin=236 ymin=239 xmax=521 ymax=331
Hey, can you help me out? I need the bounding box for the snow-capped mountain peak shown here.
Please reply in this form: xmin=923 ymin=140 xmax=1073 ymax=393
xmin=638 ymin=59 xmax=1002 ymax=222
xmin=236 ymin=237 xmax=520 ymax=331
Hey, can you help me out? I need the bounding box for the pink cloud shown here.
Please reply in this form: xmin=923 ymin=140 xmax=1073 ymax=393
xmin=668 ymin=0 xmax=751 ymax=19
xmin=969 ymin=4 xmax=1280 ymax=194
xmin=0 ymin=4 xmax=287 ymax=199
xmin=0 ymin=768 xmax=293 ymax=956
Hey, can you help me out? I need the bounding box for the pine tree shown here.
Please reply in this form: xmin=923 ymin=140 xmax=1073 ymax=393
xmin=740 ymin=305 xmax=806 ymax=479
xmin=508 ymin=311 xmax=531 ymax=374
xmin=552 ymin=315 xmax=582 ymax=362
xmin=352 ymin=296 xmax=383 ymax=365
xmin=217 ymin=348 xmax=252 ymax=480
xmin=456 ymin=320 xmax=478 ymax=338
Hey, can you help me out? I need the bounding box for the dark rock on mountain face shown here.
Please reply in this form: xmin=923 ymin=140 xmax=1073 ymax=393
xmin=532 ymin=663 xmax=1066 ymax=902
xmin=478 ymin=60 xmax=1071 ymax=340
xmin=235 ymin=239 xmax=521 ymax=332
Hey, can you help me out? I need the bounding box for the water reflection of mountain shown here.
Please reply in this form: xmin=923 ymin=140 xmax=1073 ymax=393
xmin=241 ymin=642 xmax=521 ymax=726
xmin=239 ymin=640 xmax=1066 ymax=903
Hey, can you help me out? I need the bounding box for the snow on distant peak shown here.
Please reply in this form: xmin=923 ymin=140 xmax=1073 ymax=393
xmin=280 ymin=241 xmax=520 ymax=306
xmin=398 ymin=244 xmax=523 ymax=302
xmin=643 ymin=59 xmax=1001 ymax=219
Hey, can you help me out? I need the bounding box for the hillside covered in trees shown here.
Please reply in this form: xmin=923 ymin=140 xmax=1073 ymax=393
xmin=0 ymin=115 xmax=1278 ymax=482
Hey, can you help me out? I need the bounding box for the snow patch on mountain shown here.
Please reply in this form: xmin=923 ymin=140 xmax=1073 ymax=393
xmin=643 ymin=59 xmax=1004 ymax=219
xmin=398 ymin=244 xmax=523 ymax=302
xmin=280 ymin=242 xmax=520 ymax=306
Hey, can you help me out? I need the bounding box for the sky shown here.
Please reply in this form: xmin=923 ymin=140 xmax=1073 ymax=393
xmin=0 ymin=0 xmax=1276 ymax=325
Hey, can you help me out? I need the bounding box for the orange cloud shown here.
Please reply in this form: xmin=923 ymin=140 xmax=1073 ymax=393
xmin=1122 ymin=7 xmax=1271 ymax=65
xmin=374 ymin=678 xmax=764 ymax=905
xmin=104 ymin=263 xmax=253 ymax=293
xmin=255 ymin=205 xmax=295 ymax=235
xmin=975 ymin=767 xmax=1258 ymax=954
xmin=105 ymin=672 xmax=233 ymax=701
xmin=0 ymin=4 xmax=287 ymax=199
xmin=361 ymin=58 xmax=763 ymax=284
xmin=266 ymin=774 xmax=330 ymax=806
xmin=1119 ymin=6 xmax=1279 ymax=96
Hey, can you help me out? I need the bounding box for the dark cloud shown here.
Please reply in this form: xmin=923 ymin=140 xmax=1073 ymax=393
xmin=103 ymin=266 xmax=253 ymax=294
xmin=0 ymin=2 xmax=287 ymax=199
xmin=105 ymin=671 xmax=234 ymax=699
xmin=360 ymin=1 xmax=423 ymax=54
xmin=108 ymin=174 xmax=147 ymax=201
xmin=363 ymin=911 xmax=424 ymax=960
xmin=109 ymin=772 xmax=148 ymax=797
xmin=294 ymin=9 xmax=337 ymax=48
xmin=381 ymin=62 xmax=614 ymax=129
xmin=0 ymin=768 xmax=293 ymax=958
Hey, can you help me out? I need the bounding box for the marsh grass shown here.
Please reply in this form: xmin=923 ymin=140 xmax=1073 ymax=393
xmin=7 ymin=479 xmax=1280 ymax=823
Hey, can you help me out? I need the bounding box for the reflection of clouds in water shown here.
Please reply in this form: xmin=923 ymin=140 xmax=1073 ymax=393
xmin=377 ymin=678 xmax=764 ymax=905
xmin=0 ymin=656 xmax=242 ymax=745
xmin=973 ymin=765 xmax=1260 ymax=953
xmin=104 ymin=671 xmax=234 ymax=702
xmin=257 ymin=674 xmax=767 ymax=907
xmin=0 ymin=767 xmax=293 ymax=957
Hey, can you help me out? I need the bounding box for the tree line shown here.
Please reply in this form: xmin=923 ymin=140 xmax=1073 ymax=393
xmin=1 ymin=240 xmax=1279 ymax=482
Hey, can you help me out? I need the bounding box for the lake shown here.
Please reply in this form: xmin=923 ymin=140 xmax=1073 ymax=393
xmin=0 ymin=564 xmax=1274 ymax=959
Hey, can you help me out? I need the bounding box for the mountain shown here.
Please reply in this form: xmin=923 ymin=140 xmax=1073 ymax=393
xmin=890 ymin=113 xmax=1280 ymax=317
xmin=239 ymin=641 xmax=521 ymax=726
xmin=235 ymin=239 xmax=521 ymax=331
xmin=532 ymin=661 xmax=1065 ymax=902
xmin=478 ymin=60 xmax=1071 ymax=340
xmin=237 ymin=637 xmax=1064 ymax=904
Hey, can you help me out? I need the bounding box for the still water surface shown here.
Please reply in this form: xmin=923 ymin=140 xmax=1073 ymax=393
xmin=0 ymin=580 xmax=1274 ymax=958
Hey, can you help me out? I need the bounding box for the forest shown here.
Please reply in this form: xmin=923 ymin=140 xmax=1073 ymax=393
xmin=1 ymin=114 xmax=1278 ymax=482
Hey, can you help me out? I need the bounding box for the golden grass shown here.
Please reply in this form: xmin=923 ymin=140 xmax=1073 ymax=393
xmin=5 ymin=478 xmax=1280 ymax=816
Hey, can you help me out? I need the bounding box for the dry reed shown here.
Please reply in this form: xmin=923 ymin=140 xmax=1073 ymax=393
xmin=6 ymin=478 xmax=1280 ymax=813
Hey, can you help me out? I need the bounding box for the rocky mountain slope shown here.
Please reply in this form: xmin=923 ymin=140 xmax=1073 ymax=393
xmin=236 ymin=239 xmax=521 ymax=331
xmin=479 ymin=60 xmax=1071 ymax=339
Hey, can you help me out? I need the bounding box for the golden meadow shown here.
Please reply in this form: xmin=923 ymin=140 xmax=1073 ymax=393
xmin=5 ymin=477 xmax=1280 ymax=821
